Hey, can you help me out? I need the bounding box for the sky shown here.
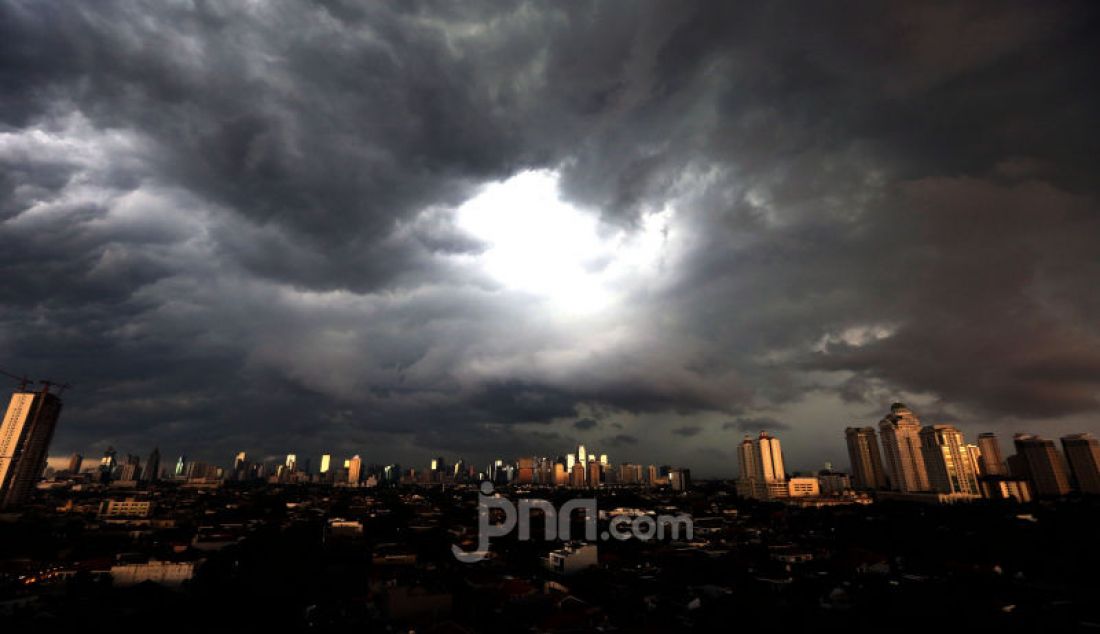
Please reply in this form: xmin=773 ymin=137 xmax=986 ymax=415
xmin=2 ymin=1 xmax=1099 ymax=477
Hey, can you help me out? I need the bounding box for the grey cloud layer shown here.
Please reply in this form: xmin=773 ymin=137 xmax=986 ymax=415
xmin=1 ymin=1 xmax=1098 ymax=472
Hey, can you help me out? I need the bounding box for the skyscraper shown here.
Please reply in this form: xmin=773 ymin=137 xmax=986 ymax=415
xmin=99 ymin=446 xmax=117 ymax=483
xmin=0 ymin=387 xmax=64 ymax=509
xmin=553 ymin=462 xmax=568 ymax=486
xmin=1012 ymin=434 xmax=1072 ymax=498
xmin=143 ymin=447 xmax=160 ymax=482
xmin=669 ymin=468 xmax=690 ymax=492
xmin=66 ymin=452 xmax=83 ymax=474
xmin=587 ymin=460 xmax=601 ymax=488
xmin=756 ymin=431 xmax=785 ymax=482
xmin=118 ymin=455 xmax=141 ymax=482
xmin=919 ymin=425 xmax=980 ymax=495
xmin=976 ymin=433 xmax=1007 ymax=476
xmin=571 ymin=462 xmax=585 ymax=487
xmin=737 ymin=431 xmax=788 ymax=499
xmin=174 ymin=455 xmax=186 ymax=478
xmin=348 ymin=455 xmax=362 ymax=485
xmin=965 ymin=444 xmax=982 ymax=481
xmin=319 ymin=454 xmax=332 ymax=474
xmin=737 ymin=436 xmax=758 ymax=481
xmin=1061 ymin=433 xmax=1100 ymax=495
xmin=845 ymin=426 xmax=889 ymax=489
xmin=517 ymin=457 xmax=535 ymax=483
xmin=878 ymin=403 xmax=930 ymax=492
xmin=736 ymin=435 xmax=758 ymax=497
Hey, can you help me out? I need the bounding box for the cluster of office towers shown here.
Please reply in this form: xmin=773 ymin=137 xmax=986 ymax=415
xmin=735 ymin=431 xmax=841 ymax=499
xmin=846 ymin=403 xmax=1100 ymax=499
xmin=216 ymin=445 xmax=692 ymax=491
xmin=510 ymin=444 xmax=689 ymax=490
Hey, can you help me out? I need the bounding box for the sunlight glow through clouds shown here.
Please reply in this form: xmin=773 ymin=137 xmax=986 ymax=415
xmin=453 ymin=170 xmax=672 ymax=316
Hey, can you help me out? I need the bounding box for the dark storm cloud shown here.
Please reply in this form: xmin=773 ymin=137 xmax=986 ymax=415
xmin=573 ymin=418 xmax=598 ymax=431
xmin=672 ymin=425 xmax=701 ymax=437
xmin=601 ymin=434 xmax=639 ymax=448
xmin=723 ymin=417 xmax=791 ymax=433
xmin=2 ymin=0 xmax=1099 ymax=472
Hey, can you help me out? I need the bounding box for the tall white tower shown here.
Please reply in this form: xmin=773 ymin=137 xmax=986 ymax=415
xmin=878 ymin=403 xmax=931 ymax=492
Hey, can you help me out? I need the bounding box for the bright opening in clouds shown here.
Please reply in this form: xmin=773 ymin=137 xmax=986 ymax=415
xmin=453 ymin=170 xmax=672 ymax=315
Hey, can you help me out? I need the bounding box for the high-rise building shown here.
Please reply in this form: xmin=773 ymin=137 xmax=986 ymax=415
xmin=736 ymin=435 xmax=758 ymax=497
xmin=319 ymin=453 xmax=331 ymax=474
xmin=737 ymin=431 xmax=788 ymax=499
xmin=577 ymin=445 xmax=587 ymax=466
xmin=566 ymin=453 xmax=576 ymax=472
xmin=878 ymin=403 xmax=930 ymax=492
xmin=1061 ymin=433 xmax=1100 ymax=495
xmin=143 ymin=447 xmax=160 ymax=482
xmin=618 ymin=463 xmax=643 ymax=484
xmin=99 ymin=446 xmax=118 ymax=482
xmin=756 ymin=431 xmax=785 ymax=481
xmin=646 ymin=464 xmax=658 ymax=487
xmin=118 ymin=456 xmax=141 ymax=482
xmin=516 ymin=457 xmax=535 ymax=483
xmin=587 ymin=460 xmax=601 ymax=488
xmin=0 ymin=388 xmax=64 ymax=508
xmin=537 ymin=457 xmax=553 ymax=484
xmin=1012 ymin=434 xmax=1072 ymax=498
xmin=919 ymin=425 xmax=980 ymax=495
xmin=737 ymin=436 xmax=757 ymax=481
xmin=229 ymin=451 xmax=247 ymax=481
xmin=965 ymin=444 xmax=982 ymax=481
xmin=429 ymin=456 xmax=445 ymax=473
xmin=66 ymin=452 xmax=83 ymax=474
xmin=571 ymin=463 xmax=585 ymax=488
xmin=669 ymin=468 xmax=691 ymax=492
xmin=976 ymin=433 xmax=1007 ymax=476
xmin=553 ymin=462 xmax=568 ymax=486
xmin=285 ymin=454 xmax=297 ymax=472
xmin=844 ymin=426 xmax=889 ymax=489
xmin=174 ymin=455 xmax=186 ymax=478
xmin=348 ymin=455 xmax=362 ymax=485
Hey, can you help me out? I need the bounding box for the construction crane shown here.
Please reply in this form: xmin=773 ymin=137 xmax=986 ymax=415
xmin=38 ymin=379 xmax=72 ymax=396
xmin=0 ymin=369 xmax=71 ymax=395
xmin=0 ymin=369 xmax=32 ymax=391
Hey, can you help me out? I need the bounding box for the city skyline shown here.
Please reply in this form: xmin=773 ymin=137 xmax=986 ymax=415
xmin=10 ymin=386 xmax=1099 ymax=506
xmin=31 ymin=391 xmax=1100 ymax=487
xmin=18 ymin=380 xmax=1099 ymax=480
